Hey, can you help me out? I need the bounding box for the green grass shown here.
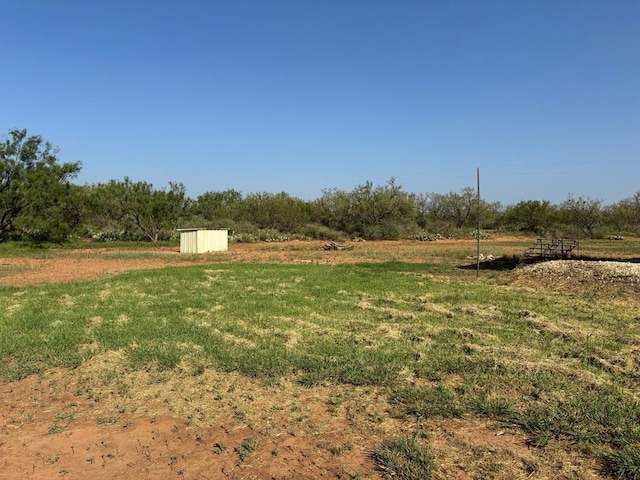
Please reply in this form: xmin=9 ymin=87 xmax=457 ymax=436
xmin=63 ymin=239 xmax=180 ymax=250
xmin=373 ymin=436 xmax=434 ymax=480
xmin=0 ymin=240 xmax=56 ymax=257
xmin=1 ymin=258 xmax=639 ymax=475
xmin=603 ymin=444 xmax=640 ymax=480
xmin=579 ymin=238 xmax=640 ymax=256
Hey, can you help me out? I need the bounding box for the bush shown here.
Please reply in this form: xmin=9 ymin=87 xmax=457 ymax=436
xmin=469 ymin=230 xmax=492 ymax=240
xmin=88 ymin=229 xmax=129 ymax=242
xmin=295 ymin=223 xmax=345 ymax=241
xmin=409 ymin=230 xmax=442 ymax=241
xmin=230 ymin=229 xmax=291 ymax=243
xmin=362 ymin=221 xmax=402 ymax=240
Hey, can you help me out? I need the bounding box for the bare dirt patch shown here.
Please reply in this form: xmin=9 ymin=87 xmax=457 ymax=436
xmin=1 ymin=356 xmax=383 ymax=480
xmin=1 ymin=356 xmax=599 ymax=480
xmin=0 ymin=247 xmax=192 ymax=286
xmin=0 ymin=239 xmax=478 ymax=286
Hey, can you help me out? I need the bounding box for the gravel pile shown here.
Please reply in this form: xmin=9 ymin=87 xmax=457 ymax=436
xmin=516 ymin=260 xmax=640 ymax=297
xmin=523 ymin=260 xmax=640 ymax=278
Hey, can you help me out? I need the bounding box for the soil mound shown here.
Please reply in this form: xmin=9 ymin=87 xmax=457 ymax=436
xmin=515 ymin=259 xmax=640 ymax=298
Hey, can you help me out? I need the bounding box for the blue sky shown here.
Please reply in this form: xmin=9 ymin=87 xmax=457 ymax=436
xmin=3 ymin=1 xmax=639 ymax=205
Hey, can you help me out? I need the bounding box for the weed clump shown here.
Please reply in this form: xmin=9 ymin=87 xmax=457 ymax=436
xmin=235 ymin=437 xmax=258 ymax=462
xmin=373 ymin=436 xmax=434 ymax=480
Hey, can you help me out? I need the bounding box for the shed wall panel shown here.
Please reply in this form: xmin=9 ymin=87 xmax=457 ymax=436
xmin=179 ymin=229 xmax=228 ymax=253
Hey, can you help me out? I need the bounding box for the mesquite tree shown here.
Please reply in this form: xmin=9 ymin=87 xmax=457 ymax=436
xmin=0 ymin=129 xmax=81 ymax=241
xmin=85 ymin=178 xmax=191 ymax=242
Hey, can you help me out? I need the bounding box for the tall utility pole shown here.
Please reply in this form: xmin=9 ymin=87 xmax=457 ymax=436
xmin=476 ymin=168 xmax=481 ymax=277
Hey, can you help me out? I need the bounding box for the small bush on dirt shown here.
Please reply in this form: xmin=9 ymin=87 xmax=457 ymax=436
xmin=48 ymin=422 xmax=65 ymax=434
xmin=235 ymin=437 xmax=259 ymax=462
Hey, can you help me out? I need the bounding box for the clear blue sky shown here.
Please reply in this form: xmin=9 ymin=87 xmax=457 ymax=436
xmin=3 ymin=1 xmax=639 ymax=205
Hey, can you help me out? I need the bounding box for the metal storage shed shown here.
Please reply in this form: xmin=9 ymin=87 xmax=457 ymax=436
xmin=177 ymin=228 xmax=228 ymax=253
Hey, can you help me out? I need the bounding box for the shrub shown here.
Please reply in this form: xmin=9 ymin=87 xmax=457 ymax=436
xmin=469 ymin=230 xmax=492 ymax=240
xmin=409 ymin=230 xmax=442 ymax=241
xmin=295 ymin=223 xmax=345 ymax=241
xmin=88 ymin=229 xmax=129 ymax=242
xmin=362 ymin=221 xmax=402 ymax=240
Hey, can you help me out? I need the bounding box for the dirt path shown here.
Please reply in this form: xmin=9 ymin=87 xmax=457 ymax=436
xmin=0 ymin=240 xmax=468 ymax=286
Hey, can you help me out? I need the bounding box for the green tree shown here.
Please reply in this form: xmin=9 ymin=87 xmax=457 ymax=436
xmin=239 ymin=191 xmax=310 ymax=232
xmin=502 ymin=200 xmax=558 ymax=235
xmin=602 ymin=191 xmax=640 ymax=235
xmin=426 ymin=187 xmax=477 ymax=229
xmin=602 ymin=203 xmax=633 ymax=235
xmin=410 ymin=192 xmax=431 ymax=229
xmin=626 ymin=191 xmax=640 ymax=233
xmin=479 ymin=200 xmax=503 ymax=230
xmin=194 ymin=189 xmax=243 ymax=222
xmin=86 ymin=178 xmax=190 ymax=242
xmin=310 ymin=187 xmax=351 ymax=233
xmin=0 ymin=129 xmax=81 ymax=241
xmin=560 ymin=195 xmax=602 ymax=239
xmin=126 ymin=179 xmax=191 ymax=242
xmin=311 ymin=178 xmax=416 ymax=239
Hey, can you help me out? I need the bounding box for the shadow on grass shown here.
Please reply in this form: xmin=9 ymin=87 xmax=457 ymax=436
xmin=459 ymin=255 xmax=535 ymax=271
xmin=459 ymin=255 xmax=640 ymax=272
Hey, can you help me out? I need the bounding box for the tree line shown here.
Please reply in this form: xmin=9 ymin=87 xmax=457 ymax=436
xmin=2 ymin=129 xmax=639 ymax=243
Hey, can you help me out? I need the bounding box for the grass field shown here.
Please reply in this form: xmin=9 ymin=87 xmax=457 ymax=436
xmin=1 ymin=237 xmax=639 ymax=479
